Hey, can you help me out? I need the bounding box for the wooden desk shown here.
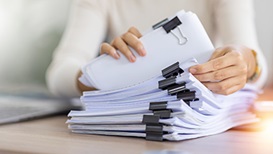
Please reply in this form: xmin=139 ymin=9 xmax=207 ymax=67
xmin=1 ymin=88 xmax=273 ymax=154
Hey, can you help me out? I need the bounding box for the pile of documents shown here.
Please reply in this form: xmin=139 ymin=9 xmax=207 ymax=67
xmin=67 ymin=58 xmax=259 ymax=141
xmin=67 ymin=10 xmax=259 ymax=141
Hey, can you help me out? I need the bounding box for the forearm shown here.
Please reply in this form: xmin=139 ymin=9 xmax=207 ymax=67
xmin=46 ymin=58 xmax=83 ymax=97
xmin=46 ymin=0 xmax=108 ymax=97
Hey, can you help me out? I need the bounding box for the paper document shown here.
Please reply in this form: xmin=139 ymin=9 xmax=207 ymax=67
xmin=68 ymin=10 xmax=259 ymax=141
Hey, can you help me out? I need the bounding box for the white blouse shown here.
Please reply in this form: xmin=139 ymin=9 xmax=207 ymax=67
xmin=46 ymin=0 xmax=268 ymax=97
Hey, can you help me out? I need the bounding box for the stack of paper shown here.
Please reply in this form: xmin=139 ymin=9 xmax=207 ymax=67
xmin=67 ymin=10 xmax=259 ymax=141
xmin=67 ymin=58 xmax=259 ymax=141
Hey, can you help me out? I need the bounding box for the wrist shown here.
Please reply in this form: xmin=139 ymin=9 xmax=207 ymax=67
xmin=247 ymin=50 xmax=261 ymax=82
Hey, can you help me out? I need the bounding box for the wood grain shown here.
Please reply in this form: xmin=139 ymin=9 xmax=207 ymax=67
xmin=0 ymin=87 xmax=273 ymax=154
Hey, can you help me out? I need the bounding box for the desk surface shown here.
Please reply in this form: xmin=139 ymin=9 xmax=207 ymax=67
xmin=1 ymin=88 xmax=273 ymax=154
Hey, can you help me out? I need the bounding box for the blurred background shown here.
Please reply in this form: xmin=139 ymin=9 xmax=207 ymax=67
xmin=0 ymin=0 xmax=272 ymax=87
xmin=0 ymin=0 xmax=71 ymax=86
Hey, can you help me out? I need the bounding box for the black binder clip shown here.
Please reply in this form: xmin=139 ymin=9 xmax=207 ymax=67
xmin=152 ymin=18 xmax=169 ymax=30
xmin=142 ymin=115 xmax=160 ymax=124
xmin=149 ymin=101 xmax=168 ymax=111
xmin=158 ymin=76 xmax=177 ymax=90
xmin=143 ymin=115 xmax=165 ymax=141
xmin=186 ymin=98 xmax=200 ymax=104
xmin=167 ymin=82 xmax=187 ymax=95
xmin=161 ymin=16 xmax=188 ymax=45
xmin=162 ymin=16 xmax=182 ymax=33
xmin=144 ymin=102 xmax=174 ymax=141
xmin=145 ymin=124 xmax=164 ymax=141
xmin=161 ymin=62 xmax=184 ymax=78
xmin=177 ymin=91 xmax=196 ymax=102
xmin=153 ymin=110 xmax=172 ymax=119
xmin=146 ymin=124 xmax=163 ymax=133
xmin=149 ymin=102 xmax=172 ymax=119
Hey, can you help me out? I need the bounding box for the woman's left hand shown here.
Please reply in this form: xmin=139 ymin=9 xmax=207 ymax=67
xmin=189 ymin=45 xmax=256 ymax=95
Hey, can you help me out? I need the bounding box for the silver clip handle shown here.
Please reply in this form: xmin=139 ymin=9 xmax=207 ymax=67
xmin=170 ymin=26 xmax=188 ymax=45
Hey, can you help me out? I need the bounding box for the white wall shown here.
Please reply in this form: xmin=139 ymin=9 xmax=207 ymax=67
xmin=254 ymin=0 xmax=273 ymax=86
xmin=0 ymin=0 xmax=71 ymax=85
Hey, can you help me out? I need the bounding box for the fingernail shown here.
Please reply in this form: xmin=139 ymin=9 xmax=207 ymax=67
xmin=130 ymin=55 xmax=136 ymax=62
xmin=110 ymin=49 xmax=119 ymax=59
xmin=141 ymin=49 xmax=146 ymax=56
xmin=114 ymin=52 xmax=120 ymax=59
xmin=189 ymin=68 xmax=197 ymax=74
xmin=139 ymin=46 xmax=146 ymax=56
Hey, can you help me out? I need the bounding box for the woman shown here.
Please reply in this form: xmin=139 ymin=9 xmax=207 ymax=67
xmin=46 ymin=0 xmax=267 ymax=97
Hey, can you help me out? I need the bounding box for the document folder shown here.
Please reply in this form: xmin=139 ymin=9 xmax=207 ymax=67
xmin=81 ymin=10 xmax=214 ymax=90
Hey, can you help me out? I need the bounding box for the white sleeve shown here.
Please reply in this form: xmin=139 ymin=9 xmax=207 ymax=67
xmin=46 ymin=0 xmax=109 ymax=97
xmin=213 ymin=0 xmax=268 ymax=89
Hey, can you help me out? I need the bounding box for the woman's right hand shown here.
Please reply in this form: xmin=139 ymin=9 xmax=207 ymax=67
xmin=100 ymin=27 xmax=146 ymax=62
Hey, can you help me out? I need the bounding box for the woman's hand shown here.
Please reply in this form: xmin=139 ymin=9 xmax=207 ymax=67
xmin=100 ymin=27 xmax=146 ymax=62
xmin=78 ymin=27 xmax=144 ymax=92
xmin=189 ymin=45 xmax=256 ymax=95
xmin=77 ymin=71 xmax=96 ymax=93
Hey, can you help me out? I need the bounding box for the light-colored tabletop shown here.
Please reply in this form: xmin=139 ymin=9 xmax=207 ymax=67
xmin=1 ymin=88 xmax=273 ymax=154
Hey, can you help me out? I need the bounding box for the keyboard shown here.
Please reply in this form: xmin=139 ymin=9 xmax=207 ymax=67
xmin=0 ymin=85 xmax=77 ymax=125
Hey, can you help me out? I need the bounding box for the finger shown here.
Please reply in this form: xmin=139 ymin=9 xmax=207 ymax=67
xmin=194 ymin=65 xmax=247 ymax=82
xmin=209 ymin=46 xmax=237 ymax=61
xmin=223 ymin=84 xmax=245 ymax=95
xmin=203 ymin=76 xmax=246 ymax=95
xmin=121 ymin=32 xmax=146 ymax=56
xmin=111 ymin=37 xmax=136 ymax=62
xmin=100 ymin=43 xmax=120 ymax=59
xmin=189 ymin=51 xmax=242 ymax=74
xmin=127 ymin=26 xmax=142 ymax=38
xmin=209 ymin=47 xmax=224 ymax=61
